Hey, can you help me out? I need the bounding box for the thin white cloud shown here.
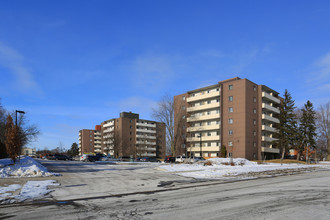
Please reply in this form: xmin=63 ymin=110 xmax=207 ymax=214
xmin=0 ymin=41 xmax=42 ymax=95
xmin=130 ymin=54 xmax=176 ymax=92
xmin=106 ymin=96 xmax=157 ymax=119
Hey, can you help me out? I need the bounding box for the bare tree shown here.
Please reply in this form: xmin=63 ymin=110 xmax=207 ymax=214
xmin=0 ymin=99 xmax=7 ymax=158
xmin=152 ymin=94 xmax=186 ymax=156
xmin=316 ymin=102 xmax=330 ymax=160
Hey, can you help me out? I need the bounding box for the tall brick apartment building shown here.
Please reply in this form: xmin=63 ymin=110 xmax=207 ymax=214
xmin=174 ymin=77 xmax=281 ymax=160
xmin=79 ymin=112 xmax=166 ymax=159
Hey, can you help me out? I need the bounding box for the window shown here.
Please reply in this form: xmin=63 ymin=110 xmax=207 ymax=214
xmin=182 ymin=96 xmax=186 ymax=100
xmin=216 ymin=120 xmax=220 ymax=124
xmin=216 ymin=88 xmax=219 ymax=91
xmin=253 ymin=97 xmax=256 ymax=103
xmin=216 ymin=142 xmax=220 ymax=146
xmin=208 ymin=142 xmax=211 ymax=146
xmin=216 ymin=99 xmax=220 ymax=102
xmin=253 ymin=86 xmax=257 ymax=91
xmin=207 ymin=111 xmax=211 ymax=115
xmin=253 ymin=153 xmax=256 ymax=159
xmin=130 ymin=120 xmax=132 ymax=123
xmin=228 ymin=141 xmax=233 ymax=146
xmin=182 ymin=106 xmax=186 ymax=110
xmin=229 ymin=85 xmax=233 ymax=90
xmin=208 ymin=132 xmax=211 ymax=136
xmin=90 ymin=139 xmax=92 ymax=142
xmin=89 ymin=134 xmax=92 ymax=137
xmin=253 ymin=108 xmax=257 ymax=114
xmin=216 ymin=131 xmax=220 ymax=135
xmin=207 ymin=121 xmax=211 ymax=125
xmin=253 ymin=142 xmax=257 ymax=147
xmin=229 ymin=107 xmax=233 ymax=113
xmin=207 ymin=90 xmax=210 ymax=93
xmin=253 ymin=131 xmax=256 ymax=136
xmin=182 ymin=115 xmax=186 ymax=119
xmin=181 ymin=144 xmax=185 ymax=149
xmin=228 ymin=130 xmax=233 ymax=135
xmin=207 ymin=100 xmax=211 ymax=104
xmin=229 ymin=96 xmax=233 ymax=102
xmin=228 ymin=118 xmax=233 ymax=124
xmin=216 ymin=109 xmax=220 ymax=114
xmin=130 ymin=126 xmax=132 ymax=129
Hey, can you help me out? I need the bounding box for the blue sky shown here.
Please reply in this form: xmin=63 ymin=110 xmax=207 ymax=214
xmin=1 ymin=0 xmax=329 ymax=150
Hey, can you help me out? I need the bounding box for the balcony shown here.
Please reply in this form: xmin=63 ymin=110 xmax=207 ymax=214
xmin=187 ymin=135 xmax=220 ymax=142
xmin=187 ymin=113 xmax=220 ymax=122
xmin=187 ymin=146 xmax=220 ymax=152
xmin=136 ymin=135 xmax=156 ymax=139
xmin=262 ymin=125 xmax=277 ymax=133
xmin=103 ymin=122 xmax=114 ymax=128
xmin=136 ymin=122 xmax=156 ymax=128
xmin=187 ymin=124 xmax=220 ymax=132
xmin=187 ymin=102 xmax=220 ymax=112
xmin=261 ymin=147 xmax=280 ymax=154
xmin=262 ymin=103 xmax=280 ymax=114
xmin=187 ymin=91 xmax=220 ymax=102
xmin=262 ymin=92 xmax=280 ymax=104
xmin=141 ymin=153 xmax=157 ymax=157
xmin=262 ymin=136 xmax=279 ymax=142
xmin=262 ymin=114 xmax=280 ymax=124
xmin=136 ymin=129 xmax=156 ymax=134
xmin=136 ymin=141 xmax=156 ymax=145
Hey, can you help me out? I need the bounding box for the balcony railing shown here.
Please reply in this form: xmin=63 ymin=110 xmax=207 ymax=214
xmin=187 ymin=113 xmax=220 ymax=122
xmin=262 ymin=103 xmax=280 ymax=114
xmin=262 ymin=92 xmax=280 ymax=104
xmin=262 ymin=114 xmax=280 ymax=123
xmin=187 ymin=102 xmax=220 ymax=112
xmin=187 ymin=124 xmax=220 ymax=132
xmin=261 ymin=147 xmax=280 ymax=154
xmin=136 ymin=129 xmax=156 ymax=133
xmin=187 ymin=135 xmax=220 ymax=142
xmin=262 ymin=125 xmax=277 ymax=133
xmin=262 ymin=136 xmax=279 ymax=142
xmin=187 ymin=91 xmax=220 ymax=102
xmin=136 ymin=122 xmax=156 ymax=128
xmin=187 ymin=146 xmax=220 ymax=152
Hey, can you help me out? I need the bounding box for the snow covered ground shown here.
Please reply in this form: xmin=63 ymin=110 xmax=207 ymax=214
xmin=0 ymin=156 xmax=60 ymax=178
xmin=0 ymin=156 xmax=60 ymax=204
xmin=160 ymin=158 xmax=330 ymax=179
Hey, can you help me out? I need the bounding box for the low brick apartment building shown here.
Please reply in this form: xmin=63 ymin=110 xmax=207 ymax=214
xmin=174 ymin=77 xmax=281 ymax=161
xmin=79 ymin=112 xmax=166 ymax=159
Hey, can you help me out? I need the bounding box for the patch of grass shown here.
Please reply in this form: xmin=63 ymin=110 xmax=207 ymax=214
xmin=252 ymin=159 xmax=307 ymax=164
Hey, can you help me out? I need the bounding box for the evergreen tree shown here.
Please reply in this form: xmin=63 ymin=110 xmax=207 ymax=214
xmin=277 ymin=89 xmax=298 ymax=159
xmin=4 ymin=115 xmax=21 ymax=163
xmin=68 ymin=142 xmax=79 ymax=157
xmin=300 ymin=100 xmax=317 ymax=160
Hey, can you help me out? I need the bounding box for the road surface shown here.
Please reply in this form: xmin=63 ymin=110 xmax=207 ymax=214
xmin=1 ymin=160 xmax=330 ymax=220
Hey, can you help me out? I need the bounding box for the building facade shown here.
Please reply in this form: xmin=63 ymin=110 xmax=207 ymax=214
xmin=79 ymin=112 xmax=166 ymax=159
xmin=78 ymin=125 xmax=102 ymax=155
xmin=174 ymin=77 xmax=281 ymax=160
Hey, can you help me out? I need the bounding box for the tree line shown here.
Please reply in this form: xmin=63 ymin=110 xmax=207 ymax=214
xmin=277 ymin=90 xmax=330 ymax=161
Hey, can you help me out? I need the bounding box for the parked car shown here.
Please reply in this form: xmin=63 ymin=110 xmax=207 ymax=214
xmin=118 ymin=156 xmax=134 ymax=162
xmin=140 ymin=157 xmax=161 ymax=162
xmin=54 ymin=155 xmax=70 ymax=160
xmin=189 ymin=157 xmax=206 ymax=163
xmin=164 ymin=156 xmax=176 ymax=163
xmin=175 ymin=155 xmax=186 ymax=163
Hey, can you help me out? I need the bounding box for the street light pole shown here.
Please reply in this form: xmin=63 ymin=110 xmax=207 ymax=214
xmin=199 ymin=133 xmax=202 ymax=157
xmin=15 ymin=110 xmax=25 ymax=126
xmin=15 ymin=110 xmax=25 ymax=161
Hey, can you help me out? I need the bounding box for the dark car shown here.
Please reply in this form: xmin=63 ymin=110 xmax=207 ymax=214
xmin=164 ymin=156 xmax=176 ymax=163
xmin=140 ymin=157 xmax=160 ymax=162
xmin=53 ymin=154 xmax=70 ymax=160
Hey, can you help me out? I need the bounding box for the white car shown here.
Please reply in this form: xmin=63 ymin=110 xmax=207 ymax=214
xmin=175 ymin=155 xmax=186 ymax=163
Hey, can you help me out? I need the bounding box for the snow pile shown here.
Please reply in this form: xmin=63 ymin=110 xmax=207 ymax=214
xmin=0 ymin=156 xmax=60 ymax=178
xmin=208 ymin=157 xmax=257 ymax=166
xmin=160 ymin=158 xmax=330 ymax=179
xmin=0 ymin=180 xmax=59 ymax=204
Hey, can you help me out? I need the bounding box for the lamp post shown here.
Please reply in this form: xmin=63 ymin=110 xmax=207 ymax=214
xmin=15 ymin=110 xmax=25 ymax=161
xmin=198 ymin=133 xmax=202 ymax=157
xmin=15 ymin=110 xmax=25 ymax=126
